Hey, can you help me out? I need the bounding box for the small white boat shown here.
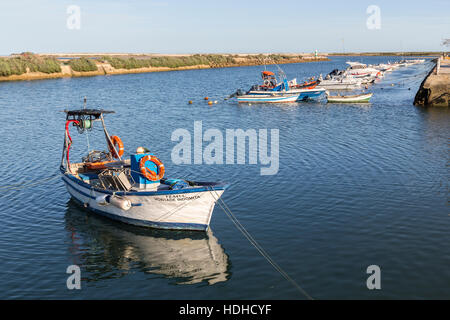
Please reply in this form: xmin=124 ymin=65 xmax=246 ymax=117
xmin=346 ymin=61 xmax=382 ymax=78
xmin=317 ymin=74 xmax=362 ymax=90
xmin=396 ymin=59 xmax=425 ymax=67
xmin=326 ymin=92 xmax=373 ymax=103
xmin=60 ymin=108 xmax=228 ymax=231
xmin=369 ymin=63 xmax=395 ymax=73
xmin=406 ymin=59 xmax=425 ymax=64
xmin=346 ymin=73 xmax=377 ymax=84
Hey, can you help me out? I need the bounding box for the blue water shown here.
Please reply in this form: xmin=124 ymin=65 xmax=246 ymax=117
xmin=0 ymin=56 xmax=448 ymax=299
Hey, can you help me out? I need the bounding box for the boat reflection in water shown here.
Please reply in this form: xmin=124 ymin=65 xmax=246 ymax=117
xmin=64 ymin=200 xmax=230 ymax=285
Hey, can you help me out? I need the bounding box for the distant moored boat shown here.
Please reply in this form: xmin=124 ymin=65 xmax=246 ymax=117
xmin=234 ymin=69 xmax=325 ymax=103
xmin=326 ymin=92 xmax=373 ymax=103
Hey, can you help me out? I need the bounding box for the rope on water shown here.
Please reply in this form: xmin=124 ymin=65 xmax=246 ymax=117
xmin=0 ymin=173 xmax=61 ymax=191
xmin=208 ymin=186 xmax=313 ymax=300
xmin=2 ymin=170 xmax=312 ymax=299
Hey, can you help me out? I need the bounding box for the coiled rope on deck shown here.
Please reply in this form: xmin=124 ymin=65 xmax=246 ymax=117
xmin=208 ymin=186 xmax=313 ymax=300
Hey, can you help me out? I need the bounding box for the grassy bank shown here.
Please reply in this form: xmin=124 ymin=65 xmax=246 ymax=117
xmin=67 ymin=58 xmax=98 ymax=72
xmin=0 ymin=52 xmax=61 ymax=76
xmin=0 ymin=52 xmax=328 ymax=82
xmin=103 ymin=54 xmax=234 ymax=69
xmin=101 ymin=54 xmax=322 ymax=69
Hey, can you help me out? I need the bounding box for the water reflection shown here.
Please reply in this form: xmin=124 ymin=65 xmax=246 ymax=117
xmin=415 ymin=105 xmax=450 ymax=146
xmin=64 ymin=200 xmax=230 ymax=285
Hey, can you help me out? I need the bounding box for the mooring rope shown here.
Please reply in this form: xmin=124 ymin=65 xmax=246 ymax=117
xmin=2 ymin=169 xmax=313 ymax=299
xmin=0 ymin=173 xmax=61 ymax=191
xmin=208 ymin=186 xmax=313 ymax=300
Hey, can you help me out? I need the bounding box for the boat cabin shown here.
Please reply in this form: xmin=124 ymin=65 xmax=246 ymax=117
xmin=61 ymin=109 xmax=177 ymax=193
xmin=261 ymin=71 xmax=278 ymax=88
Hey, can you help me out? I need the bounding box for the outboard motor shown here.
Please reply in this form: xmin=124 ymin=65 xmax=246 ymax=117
xmin=228 ymin=89 xmax=245 ymax=99
xmin=329 ymin=69 xmax=339 ymax=76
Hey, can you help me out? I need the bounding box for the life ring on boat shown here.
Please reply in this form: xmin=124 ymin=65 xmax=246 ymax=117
xmin=139 ymin=155 xmax=165 ymax=181
xmin=108 ymin=135 xmax=124 ymax=158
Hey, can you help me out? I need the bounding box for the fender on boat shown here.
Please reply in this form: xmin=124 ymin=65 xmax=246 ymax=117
xmin=95 ymin=194 xmax=131 ymax=210
xmin=109 ymin=196 xmax=132 ymax=211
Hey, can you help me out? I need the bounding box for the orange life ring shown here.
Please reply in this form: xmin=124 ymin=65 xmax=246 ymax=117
xmin=108 ymin=135 xmax=124 ymax=158
xmin=139 ymin=155 xmax=165 ymax=181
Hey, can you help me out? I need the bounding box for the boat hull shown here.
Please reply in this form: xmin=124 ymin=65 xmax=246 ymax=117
xmin=237 ymin=93 xmax=301 ymax=103
xmin=61 ymin=173 xmax=225 ymax=231
xmin=327 ymin=93 xmax=373 ymax=103
xmin=238 ymin=89 xmax=325 ymax=103
xmin=318 ymin=83 xmax=361 ymax=90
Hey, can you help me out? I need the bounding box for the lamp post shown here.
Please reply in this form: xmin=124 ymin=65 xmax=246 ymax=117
xmin=442 ymin=39 xmax=449 ymax=58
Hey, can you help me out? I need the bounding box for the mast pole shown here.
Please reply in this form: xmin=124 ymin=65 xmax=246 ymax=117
xmin=100 ymin=113 xmax=122 ymax=161
xmin=60 ymin=114 xmax=69 ymax=171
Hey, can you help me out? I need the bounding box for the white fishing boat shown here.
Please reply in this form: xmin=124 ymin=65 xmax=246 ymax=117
xmin=60 ymin=108 xmax=228 ymax=231
xmin=317 ymin=74 xmax=362 ymax=90
xmin=397 ymin=59 xmax=425 ymax=67
xmin=326 ymin=92 xmax=373 ymax=103
xmin=237 ymin=87 xmax=326 ymax=103
xmin=345 ymin=73 xmax=377 ymax=84
xmin=234 ymin=69 xmax=325 ymax=103
xmin=406 ymin=59 xmax=425 ymax=64
xmin=346 ymin=61 xmax=383 ymax=78
xmin=369 ymin=63 xmax=395 ymax=73
xmin=395 ymin=60 xmax=417 ymax=67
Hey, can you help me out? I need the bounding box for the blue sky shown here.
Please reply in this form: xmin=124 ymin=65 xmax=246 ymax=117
xmin=0 ymin=0 xmax=448 ymax=54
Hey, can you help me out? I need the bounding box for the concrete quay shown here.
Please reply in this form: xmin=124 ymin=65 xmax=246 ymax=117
xmin=414 ymin=56 xmax=450 ymax=107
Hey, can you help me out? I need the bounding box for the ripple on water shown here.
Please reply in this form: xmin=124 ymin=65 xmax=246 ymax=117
xmin=0 ymin=57 xmax=448 ymax=299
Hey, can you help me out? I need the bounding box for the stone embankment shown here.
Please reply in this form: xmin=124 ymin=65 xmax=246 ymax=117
xmin=414 ymin=56 xmax=450 ymax=107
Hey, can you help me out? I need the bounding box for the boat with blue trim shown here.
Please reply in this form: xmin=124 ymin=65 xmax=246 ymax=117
xmin=60 ymin=108 xmax=228 ymax=231
xmin=234 ymin=70 xmax=325 ymax=103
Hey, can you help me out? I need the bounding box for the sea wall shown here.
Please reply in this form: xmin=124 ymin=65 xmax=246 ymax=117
xmin=414 ymin=57 xmax=450 ymax=107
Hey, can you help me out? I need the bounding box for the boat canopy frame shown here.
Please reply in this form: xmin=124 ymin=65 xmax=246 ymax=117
xmin=61 ymin=108 xmax=122 ymax=173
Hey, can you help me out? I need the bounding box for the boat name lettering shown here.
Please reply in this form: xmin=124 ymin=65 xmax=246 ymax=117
xmin=154 ymin=194 xmax=201 ymax=202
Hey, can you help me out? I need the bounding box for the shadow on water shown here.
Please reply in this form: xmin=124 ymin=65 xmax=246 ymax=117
xmin=64 ymin=199 xmax=231 ymax=286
